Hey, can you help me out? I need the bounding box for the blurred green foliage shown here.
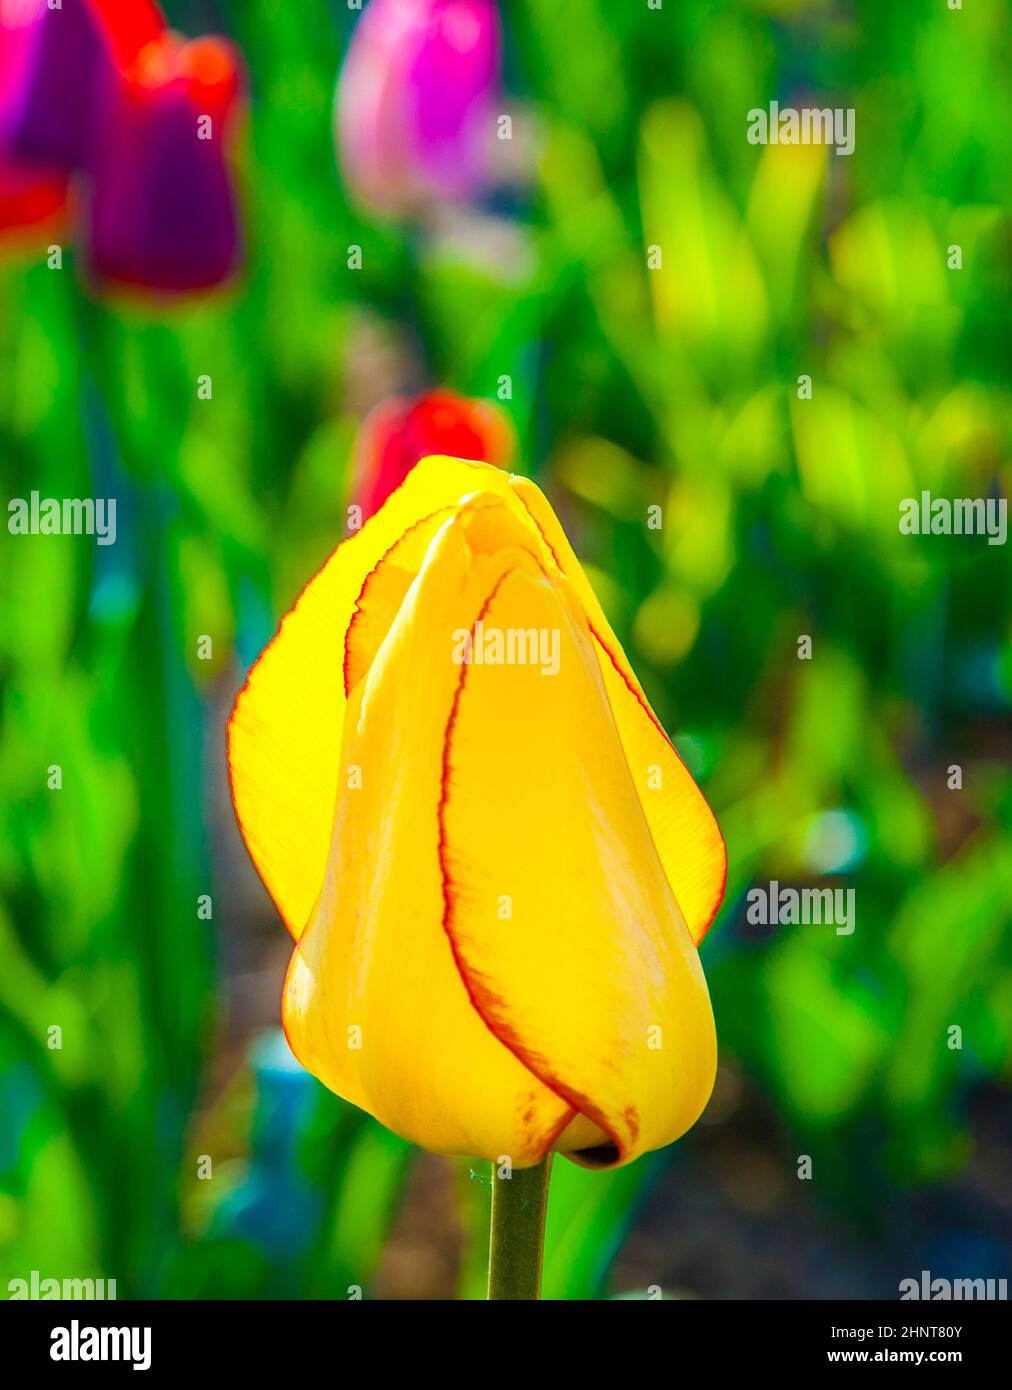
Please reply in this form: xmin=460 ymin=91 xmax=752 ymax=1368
xmin=1 ymin=0 xmax=1009 ymax=1298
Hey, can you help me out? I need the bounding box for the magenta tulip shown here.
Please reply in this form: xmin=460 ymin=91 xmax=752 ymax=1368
xmin=336 ymin=0 xmax=501 ymax=213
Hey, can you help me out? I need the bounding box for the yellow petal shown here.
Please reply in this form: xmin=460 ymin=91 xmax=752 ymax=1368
xmin=282 ymin=505 xmax=578 ymax=1162
xmin=439 ymin=553 xmax=717 ymax=1166
xmin=227 ymin=456 xmax=520 ymax=939
xmin=509 ymin=475 xmax=726 ymax=943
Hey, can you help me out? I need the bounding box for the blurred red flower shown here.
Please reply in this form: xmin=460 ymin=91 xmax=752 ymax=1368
xmin=0 ymin=156 xmax=67 ymax=244
xmin=352 ymin=389 xmax=514 ymax=519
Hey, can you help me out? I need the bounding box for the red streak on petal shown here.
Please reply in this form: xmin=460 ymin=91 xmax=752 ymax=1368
xmin=435 ymin=565 xmax=628 ymax=1164
xmin=341 ymin=506 xmax=455 ymax=698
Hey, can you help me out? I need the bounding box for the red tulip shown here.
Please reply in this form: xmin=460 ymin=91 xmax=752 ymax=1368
xmin=0 ymin=156 xmax=67 ymax=242
xmin=352 ymin=389 xmax=513 ymax=519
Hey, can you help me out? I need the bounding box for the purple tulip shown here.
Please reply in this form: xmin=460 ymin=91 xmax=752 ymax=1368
xmin=336 ymin=0 xmax=501 ymax=213
xmin=0 ymin=0 xmax=165 ymax=173
xmin=86 ymin=33 xmax=244 ymax=295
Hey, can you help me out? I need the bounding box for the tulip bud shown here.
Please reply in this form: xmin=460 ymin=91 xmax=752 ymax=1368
xmin=336 ymin=0 xmax=501 ymax=214
xmin=352 ymin=389 xmax=513 ymax=519
xmin=229 ymin=457 xmax=725 ymax=1169
xmin=86 ymin=33 xmax=245 ymax=295
xmin=0 ymin=0 xmax=165 ymax=172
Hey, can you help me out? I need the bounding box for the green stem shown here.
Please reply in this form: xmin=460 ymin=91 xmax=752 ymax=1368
xmin=487 ymin=1156 xmax=553 ymax=1300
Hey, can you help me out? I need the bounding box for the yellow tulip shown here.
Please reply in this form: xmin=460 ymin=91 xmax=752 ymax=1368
xmin=228 ymin=456 xmax=725 ymax=1169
